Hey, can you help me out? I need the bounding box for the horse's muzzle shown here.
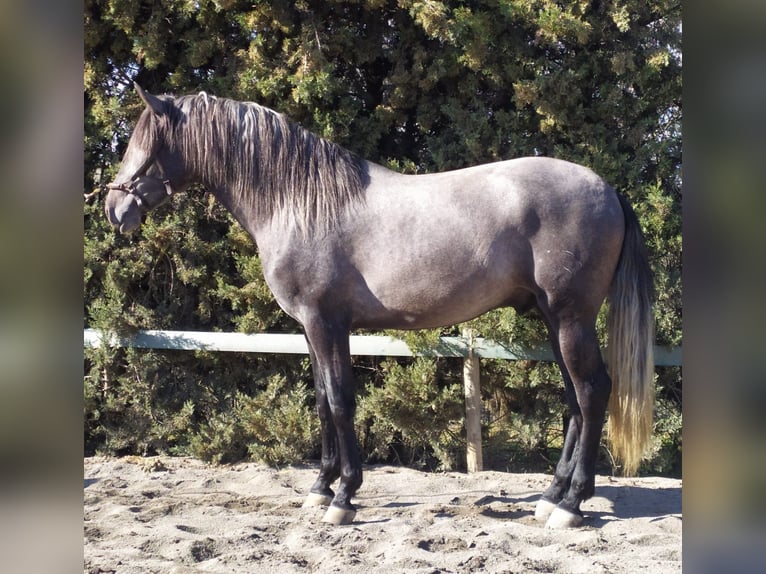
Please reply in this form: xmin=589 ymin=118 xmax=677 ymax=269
xmin=105 ymin=191 xmax=142 ymax=233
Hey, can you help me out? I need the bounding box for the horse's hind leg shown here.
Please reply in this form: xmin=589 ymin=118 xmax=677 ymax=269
xmin=534 ymin=316 xmax=582 ymax=520
xmin=535 ymin=407 xmax=581 ymax=520
xmin=538 ymin=313 xmax=611 ymax=528
xmin=302 ymin=343 xmax=341 ymax=508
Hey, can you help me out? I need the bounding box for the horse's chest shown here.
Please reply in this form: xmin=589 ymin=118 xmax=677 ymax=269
xmin=259 ymin=245 xmax=352 ymax=316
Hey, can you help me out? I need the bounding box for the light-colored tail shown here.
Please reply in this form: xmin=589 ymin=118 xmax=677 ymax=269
xmin=606 ymin=194 xmax=655 ymax=476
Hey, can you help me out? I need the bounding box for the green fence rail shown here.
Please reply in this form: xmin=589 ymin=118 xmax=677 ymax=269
xmin=83 ymin=329 xmax=681 ymax=365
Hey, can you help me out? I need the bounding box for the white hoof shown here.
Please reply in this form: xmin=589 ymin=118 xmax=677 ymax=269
xmin=534 ymin=498 xmax=557 ymax=521
xmin=302 ymin=492 xmax=333 ymax=508
xmin=321 ymin=505 xmax=356 ymax=525
xmin=545 ymin=506 xmax=583 ymax=529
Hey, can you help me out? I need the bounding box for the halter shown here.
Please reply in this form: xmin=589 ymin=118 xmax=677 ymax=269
xmin=103 ymin=149 xmax=173 ymax=209
xmin=105 ymin=177 xmax=173 ymax=208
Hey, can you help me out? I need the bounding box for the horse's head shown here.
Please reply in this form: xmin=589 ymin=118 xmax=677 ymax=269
xmin=104 ymin=83 xmax=184 ymax=233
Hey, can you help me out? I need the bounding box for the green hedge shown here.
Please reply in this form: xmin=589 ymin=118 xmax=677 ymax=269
xmin=85 ymin=0 xmax=681 ymax=476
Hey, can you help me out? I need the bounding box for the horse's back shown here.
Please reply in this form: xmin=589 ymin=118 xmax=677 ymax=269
xmin=366 ymin=156 xmax=619 ymax=220
xmin=362 ymin=157 xmax=624 ymax=274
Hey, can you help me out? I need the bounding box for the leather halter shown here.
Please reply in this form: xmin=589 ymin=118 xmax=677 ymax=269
xmin=104 ymin=150 xmax=173 ymax=209
xmin=105 ymin=177 xmax=173 ymax=208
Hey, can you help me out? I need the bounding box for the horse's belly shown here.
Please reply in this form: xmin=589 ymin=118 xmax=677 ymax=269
xmin=350 ymin=265 xmax=531 ymax=330
xmin=348 ymin=219 xmax=536 ymax=329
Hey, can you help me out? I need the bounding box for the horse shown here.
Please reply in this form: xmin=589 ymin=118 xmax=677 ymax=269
xmin=103 ymin=83 xmax=654 ymax=529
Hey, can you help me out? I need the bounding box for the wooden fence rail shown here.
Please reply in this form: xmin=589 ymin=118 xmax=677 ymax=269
xmin=84 ymin=328 xmax=681 ymax=471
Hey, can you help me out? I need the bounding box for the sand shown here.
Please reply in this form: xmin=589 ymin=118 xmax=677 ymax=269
xmin=84 ymin=456 xmax=681 ymax=573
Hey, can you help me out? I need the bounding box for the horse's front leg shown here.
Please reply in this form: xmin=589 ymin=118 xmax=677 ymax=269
xmin=302 ymin=343 xmax=341 ymax=508
xmin=303 ymin=317 xmax=362 ymax=525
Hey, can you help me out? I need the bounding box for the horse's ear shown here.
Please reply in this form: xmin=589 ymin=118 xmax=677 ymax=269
xmin=134 ymin=82 xmax=166 ymax=116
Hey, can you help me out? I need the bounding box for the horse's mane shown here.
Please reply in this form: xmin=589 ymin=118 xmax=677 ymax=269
xmin=154 ymin=93 xmax=369 ymax=233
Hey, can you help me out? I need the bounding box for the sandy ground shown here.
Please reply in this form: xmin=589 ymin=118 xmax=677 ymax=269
xmin=84 ymin=456 xmax=681 ymax=573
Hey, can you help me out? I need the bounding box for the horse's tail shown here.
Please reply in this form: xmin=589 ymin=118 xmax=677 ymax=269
xmin=606 ymin=194 xmax=655 ymax=476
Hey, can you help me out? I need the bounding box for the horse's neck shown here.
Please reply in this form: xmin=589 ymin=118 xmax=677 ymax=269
xmin=210 ymin=185 xmax=294 ymax=256
xmin=210 ymin=187 xmax=263 ymax=240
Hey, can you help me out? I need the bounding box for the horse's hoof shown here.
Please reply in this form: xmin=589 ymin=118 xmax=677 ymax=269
xmin=321 ymin=505 xmax=356 ymax=525
xmin=534 ymin=498 xmax=557 ymax=520
xmin=545 ymin=506 xmax=583 ymax=529
xmin=303 ymin=492 xmax=333 ymax=508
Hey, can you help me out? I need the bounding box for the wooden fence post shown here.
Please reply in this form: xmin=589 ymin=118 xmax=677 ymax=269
xmin=462 ymin=328 xmax=483 ymax=473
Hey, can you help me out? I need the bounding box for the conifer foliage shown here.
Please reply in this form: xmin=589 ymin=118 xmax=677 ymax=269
xmin=85 ymin=1 xmax=681 ymax=474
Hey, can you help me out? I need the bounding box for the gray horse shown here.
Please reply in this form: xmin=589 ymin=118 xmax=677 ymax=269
xmin=104 ymin=84 xmax=654 ymax=529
